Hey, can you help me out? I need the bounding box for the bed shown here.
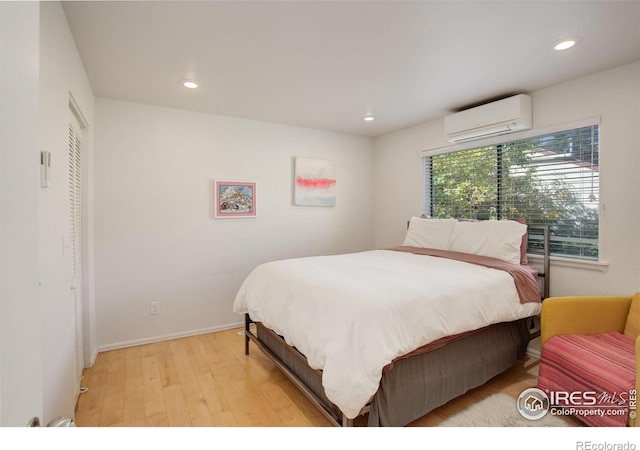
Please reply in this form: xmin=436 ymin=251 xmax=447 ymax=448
xmin=233 ymin=217 xmax=550 ymax=426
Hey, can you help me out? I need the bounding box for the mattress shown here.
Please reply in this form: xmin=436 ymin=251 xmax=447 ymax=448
xmin=234 ymin=248 xmax=541 ymax=419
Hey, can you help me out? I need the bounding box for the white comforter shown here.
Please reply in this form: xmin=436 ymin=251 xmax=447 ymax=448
xmin=233 ymin=249 xmax=541 ymax=419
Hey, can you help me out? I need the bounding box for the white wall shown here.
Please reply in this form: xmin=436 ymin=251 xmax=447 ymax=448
xmin=373 ymin=61 xmax=640 ymax=297
xmin=38 ymin=2 xmax=95 ymax=422
xmin=0 ymin=1 xmax=43 ymax=427
xmin=94 ymin=99 xmax=374 ymax=349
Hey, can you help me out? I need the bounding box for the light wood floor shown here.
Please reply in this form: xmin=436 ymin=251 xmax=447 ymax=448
xmin=75 ymin=327 xmax=584 ymax=427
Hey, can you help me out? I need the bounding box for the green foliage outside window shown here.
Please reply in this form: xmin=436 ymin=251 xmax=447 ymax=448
xmin=426 ymin=126 xmax=599 ymax=259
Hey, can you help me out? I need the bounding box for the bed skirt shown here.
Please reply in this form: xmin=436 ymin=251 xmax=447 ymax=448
xmin=252 ymin=318 xmax=531 ymax=426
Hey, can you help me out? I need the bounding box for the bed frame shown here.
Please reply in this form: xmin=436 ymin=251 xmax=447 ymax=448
xmin=243 ymin=225 xmax=550 ymax=427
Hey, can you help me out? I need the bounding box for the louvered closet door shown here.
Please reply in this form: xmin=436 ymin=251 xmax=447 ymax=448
xmin=68 ymin=113 xmax=84 ymax=392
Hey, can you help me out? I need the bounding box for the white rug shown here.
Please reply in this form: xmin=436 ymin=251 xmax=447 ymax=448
xmin=437 ymin=393 xmax=578 ymax=427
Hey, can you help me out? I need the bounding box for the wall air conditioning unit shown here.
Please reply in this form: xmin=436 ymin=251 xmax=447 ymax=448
xmin=444 ymin=94 xmax=532 ymax=143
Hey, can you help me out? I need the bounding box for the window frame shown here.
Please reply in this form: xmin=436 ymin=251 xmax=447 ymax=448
xmin=421 ymin=117 xmax=603 ymax=264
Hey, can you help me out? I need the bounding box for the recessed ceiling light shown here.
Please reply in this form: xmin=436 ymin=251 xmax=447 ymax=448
xmin=364 ymin=115 xmax=375 ymax=122
xmin=182 ymin=80 xmax=199 ymax=89
xmin=553 ymin=37 xmax=581 ymax=51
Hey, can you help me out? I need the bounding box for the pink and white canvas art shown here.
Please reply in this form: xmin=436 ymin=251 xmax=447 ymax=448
xmin=294 ymin=157 xmax=336 ymax=207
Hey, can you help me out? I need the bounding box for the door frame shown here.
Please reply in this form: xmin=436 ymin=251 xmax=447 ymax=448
xmin=69 ymin=92 xmax=95 ymax=369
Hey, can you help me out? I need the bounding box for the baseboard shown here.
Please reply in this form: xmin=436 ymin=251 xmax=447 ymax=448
xmin=527 ymin=336 xmax=541 ymax=359
xmin=97 ymin=321 xmax=244 ymax=353
xmin=88 ymin=347 xmax=99 ymax=368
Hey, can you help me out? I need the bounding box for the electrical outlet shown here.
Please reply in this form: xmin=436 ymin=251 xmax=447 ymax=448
xmin=149 ymin=301 xmax=160 ymax=315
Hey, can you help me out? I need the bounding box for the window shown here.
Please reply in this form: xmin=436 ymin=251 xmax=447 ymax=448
xmin=424 ymin=125 xmax=599 ymax=259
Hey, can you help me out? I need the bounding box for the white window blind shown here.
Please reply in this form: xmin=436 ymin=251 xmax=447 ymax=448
xmin=424 ymin=124 xmax=599 ymax=259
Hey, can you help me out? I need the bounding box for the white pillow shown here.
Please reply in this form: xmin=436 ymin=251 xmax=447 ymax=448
xmin=449 ymin=220 xmax=527 ymax=264
xmin=403 ymin=217 xmax=456 ymax=250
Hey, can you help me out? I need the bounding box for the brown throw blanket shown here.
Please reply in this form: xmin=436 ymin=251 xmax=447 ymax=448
xmin=389 ymin=246 xmax=541 ymax=304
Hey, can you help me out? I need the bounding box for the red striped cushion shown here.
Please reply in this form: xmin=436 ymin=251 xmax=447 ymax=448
xmin=538 ymin=331 xmax=636 ymax=427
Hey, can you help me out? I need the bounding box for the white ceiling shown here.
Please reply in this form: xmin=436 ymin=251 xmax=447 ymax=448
xmin=62 ymin=1 xmax=640 ymax=137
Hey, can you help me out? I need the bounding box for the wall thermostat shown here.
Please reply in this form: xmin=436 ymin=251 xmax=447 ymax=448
xmin=40 ymin=151 xmax=51 ymax=188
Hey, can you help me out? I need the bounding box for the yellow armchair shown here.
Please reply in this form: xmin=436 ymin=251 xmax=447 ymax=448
xmin=540 ymin=294 xmax=639 ymax=427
